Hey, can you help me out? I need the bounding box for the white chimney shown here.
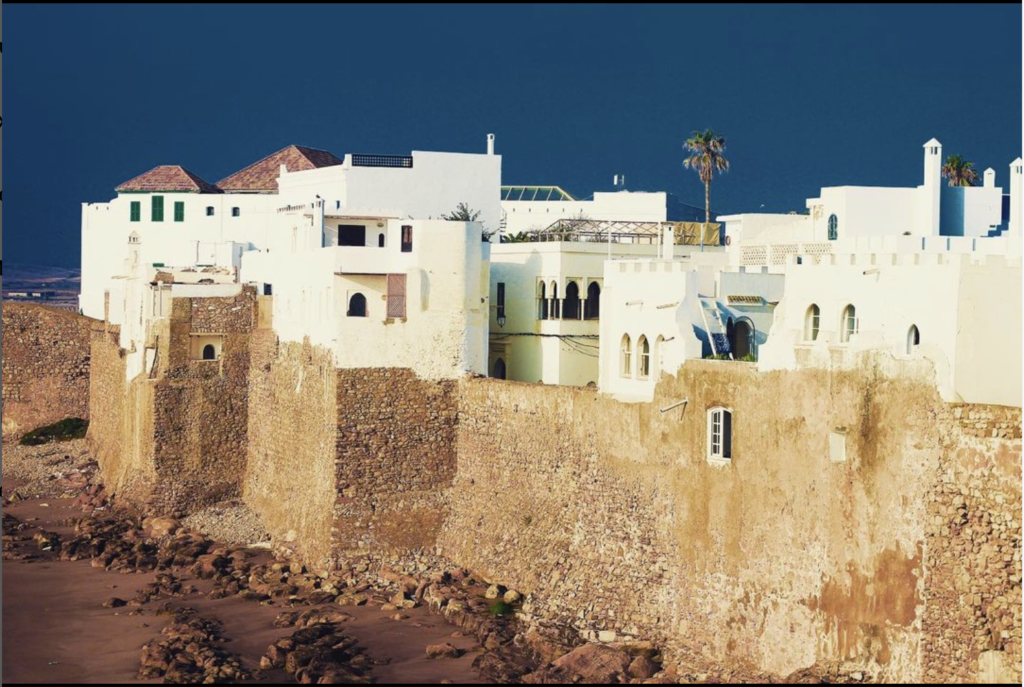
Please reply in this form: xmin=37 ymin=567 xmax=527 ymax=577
xmin=487 ymin=134 xmax=495 ymax=156
xmin=662 ymin=225 xmax=675 ymax=260
xmin=921 ymin=138 xmax=942 ymax=236
xmin=1010 ymin=157 xmax=1023 ymax=237
xmin=984 ymin=168 xmax=996 ymax=188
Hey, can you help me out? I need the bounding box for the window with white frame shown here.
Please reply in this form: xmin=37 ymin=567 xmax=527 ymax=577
xmin=620 ymin=334 xmax=632 ymax=378
xmin=707 ymin=407 xmax=733 ymax=463
xmin=841 ymin=304 xmax=858 ymax=343
xmin=804 ymin=304 xmax=820 ymax=341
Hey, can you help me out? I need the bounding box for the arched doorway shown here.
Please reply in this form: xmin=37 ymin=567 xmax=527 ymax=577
xmin=585 ymin=282 xmax=601 ymax=319
xmin=493 ymin=358 xmax=507 ymax=380
xmin=731 ymin=319 xmax=754 ymax=359
xmin=564 ymin=281 xmax=581 ymax=320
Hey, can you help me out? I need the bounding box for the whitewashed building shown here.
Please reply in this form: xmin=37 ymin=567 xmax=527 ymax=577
xmin=85 ymin=139 xmax=502 ymax=381
xmin=599 ymin=139 xmax=1023 ymax=406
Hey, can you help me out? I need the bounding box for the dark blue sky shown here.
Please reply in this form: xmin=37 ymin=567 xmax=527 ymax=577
xmin=7 ymin=4 xmax=1022 ymax=267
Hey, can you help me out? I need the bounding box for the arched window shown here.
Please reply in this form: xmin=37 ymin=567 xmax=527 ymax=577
xmin=906 ymin=325 xmax=920 ymax=354
xmin=828 ymin=214 xmax=838 ymax=241
xmin=564 ymin=281 xmax=581 ymax=320
xmin=841 ymin=304 xmax=857 ymax=343
xmin=550 ymin=281 xmax=560 ymax=319
xmin=585 ymin=282 xmax=601 ymax=320
xmin=638 ymin=336 xmax=651 ymax=379
xmin=804 ymin=304 xmax=820 ymax=341
xmin=348 ymin=293 xmax=367 ymax=318
xmin=378 ymin=233 xmax=386 ymax=248
xmin=538 ymin=281 xmax=548 ymax=320
xmin=620 ymin=335 xmax=632 ymax=378
xmin=707 ymin=407 xmax=733 ymax=463
xmin=493 ymin=358 xmax=507 ymax=380
xmin=202 ymin=344 xmax=216 ymax=361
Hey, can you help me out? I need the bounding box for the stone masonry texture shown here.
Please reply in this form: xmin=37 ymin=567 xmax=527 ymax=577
xmin=2 ymin=303 xmax=93 ymax=441
xmin=5 ymin=303 xmax=1020 ymax=682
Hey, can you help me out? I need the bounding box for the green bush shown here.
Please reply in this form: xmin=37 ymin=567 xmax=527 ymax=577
xmin=488 ymin=601 xmax=514 ymax=617
xmin=19 ymin=418 xmax=89 ymax=446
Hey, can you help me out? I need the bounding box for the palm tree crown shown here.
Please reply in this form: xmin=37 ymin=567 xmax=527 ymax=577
xmin=941 ymin=154 xmax=979 ymax=187
xmin=683 ymin=130 xmax=729 ymax=246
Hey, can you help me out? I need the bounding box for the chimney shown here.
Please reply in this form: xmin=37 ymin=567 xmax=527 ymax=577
xmin=1011 ymin=157 xmax=1023 ymax=237
xmin=921 ymin=138 xmax=942 ymax=236
xmin=487 ymin=134 xmax=495 ymax=156
xmin=662 ymin=225 xmax=675 ymax=260
xmin=984 ymin=168 xmax=996 ymax=188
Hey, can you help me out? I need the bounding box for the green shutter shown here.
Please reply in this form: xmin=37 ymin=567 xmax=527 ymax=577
xmin=152 ymin=196 xmax=164 ymax=222
xmin=174 ymin=201 xmax=185 ymax=222
xmin=130 ymin=201 xmax=141 ymax=222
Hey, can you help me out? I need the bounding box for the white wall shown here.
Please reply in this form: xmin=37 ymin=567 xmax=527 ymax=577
xmin=277 ymin=151 xmax=502 ymax=237
xmin=599 ymin=258 xmax=723 ymax=402
xmin=489 ymin=242 xmax=662 ymax=386
xmin=80 ymin=192 xmax=278 ymax=319
xmin=242 ymin=219 xmax=489 ymax=380
xmin=758 ymin=252 xmax=1021 ymax=406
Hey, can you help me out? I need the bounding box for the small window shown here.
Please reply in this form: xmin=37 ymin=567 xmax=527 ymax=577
xmin=707 ymin=407 xmax=733 ymax=463
xmin=638 ymin=336 xmax=651 ymax=379
xmin=263 ymin=283 xmax=273 ymax=296
xmin=497 ymin=282 xmax=506 ymax=320
xmin=174 ymin=201 xmax=185 ymax=222
xmin=378 ymin=233 xmax=386 ymax=248
xmin=538 ymin=281 xmax=548 ymax=320
xmin=347 ymin=293 xmax=367 ymax=317
xmin=804 ymin=304 xmax=820 ymax=341
xmin=827 ymin=214 xmax=838 ymax=241
xmin=841 ymin=305 xmax=858 ymax=343
xmin=130 ymin=201 xmax=141 ymax=222
xmin=202 ymin=344 xmax=216 ymax=361
xmin=206 ymin=206 xmax=215 ymax=217
xmin=620 ymin=335 xmax=632 ymax=378
xmin=906 ymin=325 xmax=920 ymax=355
xmin=232 ymin=207 xmax=241 ymax=218
xmin=152 ymin=196 xmax=164 ymax=222
xmin=401 ymin=225 xmax=413 ymax=252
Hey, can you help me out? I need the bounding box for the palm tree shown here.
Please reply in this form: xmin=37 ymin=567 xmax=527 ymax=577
xmin=683 ymin=129 xmax=729 ymax=250
xmin=941 ymin=154 xmax=979 ymax=187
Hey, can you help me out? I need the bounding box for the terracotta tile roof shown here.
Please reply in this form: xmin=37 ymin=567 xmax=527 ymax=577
xmin=116 ymin=165 xmax=222 ymax=194
xmin=216 ymin=145 xmax=345 ymax=193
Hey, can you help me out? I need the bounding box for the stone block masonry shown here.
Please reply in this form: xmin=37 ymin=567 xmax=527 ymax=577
xmin=333 ymin=368 xmax=458 ymax=559
xmin=438 ymin=356 xmax=1022 ymax=682
xmin=2 ymin=303 xmax=94 ymax=441
xmin=6 ymin=303 xmax=1018 ymax=682
xmin=87 ymin=288 xmax=257 ymax=515
xmin=245 ymin=332 xmax=339 ymax=567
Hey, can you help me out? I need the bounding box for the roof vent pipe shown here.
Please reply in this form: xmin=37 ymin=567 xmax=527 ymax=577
xmin=487 ymin=134 xmax=495 ymax=156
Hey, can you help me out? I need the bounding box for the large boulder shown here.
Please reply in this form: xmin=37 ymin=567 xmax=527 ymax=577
xmin=551 ymin=644 xmax=631 ymax=684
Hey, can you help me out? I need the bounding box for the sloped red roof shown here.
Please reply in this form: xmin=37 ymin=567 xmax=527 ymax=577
xmin=116 ymin=165 xmax=222 ymax=193
xmin=216 ymin=145 xmax=345 ymax=193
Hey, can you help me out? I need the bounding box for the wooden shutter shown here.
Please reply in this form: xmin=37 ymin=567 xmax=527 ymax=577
xmin=387 ymin=273 xmax=407 ymax=318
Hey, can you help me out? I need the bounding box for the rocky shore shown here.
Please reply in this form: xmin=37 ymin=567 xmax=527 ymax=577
xmin=3 ymin=440 xmax=876 ymax=684
xmin=1 ymin=441 xmax=675 ymax=685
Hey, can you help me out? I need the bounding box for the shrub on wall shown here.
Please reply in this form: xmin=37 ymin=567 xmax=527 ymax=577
xmin=19 ymin=418 xmax=90 ymax=446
